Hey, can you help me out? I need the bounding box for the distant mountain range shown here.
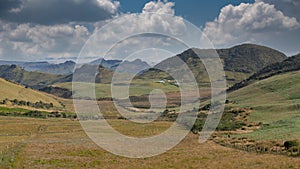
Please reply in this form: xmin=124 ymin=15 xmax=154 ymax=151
xmin=0 ymin=43 xmax=296 ymax=97
xmin=0 ymin=58 xmax=150 ymax=75
xmin=0 ymin=60 xmax=76 ymax=75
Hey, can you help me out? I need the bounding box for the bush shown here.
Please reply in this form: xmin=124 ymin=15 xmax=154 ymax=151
xmin=284 ymin=140 xmax=299 ymax=150
xmin=191 ymin=119 xmax=205 ymax=132
xmin=8 ymin=99 xmax=54 ymax=109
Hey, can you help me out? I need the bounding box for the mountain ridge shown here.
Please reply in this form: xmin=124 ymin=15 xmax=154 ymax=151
xmin=228 ymin=53 xmax=300 ymax=91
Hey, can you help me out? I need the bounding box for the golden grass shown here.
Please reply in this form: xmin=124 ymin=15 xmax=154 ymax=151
xmin=1 ymin=116 xmax=300 ymax=168
xmin=0 ymin=78 xmax=61 ymax=107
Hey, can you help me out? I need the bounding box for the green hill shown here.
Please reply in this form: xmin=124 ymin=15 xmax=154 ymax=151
xmin=228 ymin=70 xmax=300 ymax=140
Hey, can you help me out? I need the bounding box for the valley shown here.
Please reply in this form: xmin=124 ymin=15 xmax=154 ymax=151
xmin=0 ymin=43 xmax=300 ymax=168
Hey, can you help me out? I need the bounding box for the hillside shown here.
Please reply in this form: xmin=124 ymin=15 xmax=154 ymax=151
xmin=218 ymin=44 xmax=287 ymax=73
xmin=0 ymin=78 xmax=61 ymax=107
xmin=229 ymin=53 xmax=300 ymax=91
xmin=0 ymin=65 xmax=68 ymax=89
xmin=228 ymin=70 xmax=300 ymax=140
xmin=140 ymin=44 xmax=286 ymax=86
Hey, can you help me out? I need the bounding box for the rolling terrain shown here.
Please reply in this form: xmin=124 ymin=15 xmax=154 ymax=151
xmin=0 ymin=43 xmax=300 ymax=168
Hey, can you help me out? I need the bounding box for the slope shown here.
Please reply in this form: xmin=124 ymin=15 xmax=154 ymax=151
xmin=0 ymin=78 xmax=62 ymax=107
xmin=228 ymin=70 xmax=300 ymax=140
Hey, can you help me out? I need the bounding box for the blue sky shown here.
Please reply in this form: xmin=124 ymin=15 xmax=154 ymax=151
xmin=119 ymin=0 xmax=255 ymax=27
xmin=0 ymin=0 xmax=299 ymax=62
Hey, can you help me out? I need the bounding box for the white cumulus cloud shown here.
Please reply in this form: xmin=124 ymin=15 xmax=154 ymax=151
xmin=203 ymin=1 xmax=300 ymax=46
xmin=142 ymin=0 xmax=175 ymax=15
xmin=86 ymin=0 xmax=187 ymax=62
xmin=96 ymin=0 xmax=120 ymax=14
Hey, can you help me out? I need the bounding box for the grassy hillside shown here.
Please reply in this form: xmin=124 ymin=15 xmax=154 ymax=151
xmin=0 ymin=78 xmax=61 ymax=107
xmin=228 ymin=70 xmax=300 ymax=140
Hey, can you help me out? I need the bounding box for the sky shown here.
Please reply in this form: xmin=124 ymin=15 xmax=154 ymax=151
xmin=0 ymin=0 xmax=299 ymax=62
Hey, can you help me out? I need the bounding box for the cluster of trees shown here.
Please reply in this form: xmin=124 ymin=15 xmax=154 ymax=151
xmin=0 ymin=98 xmax=54 ymax=109
xmin=187 ymin=110 xmax=247 ymax=133
xmin=47 ymin=111 xmax=77 ymax=119
xmin=0 ymin=110 xmax=77 ymax=119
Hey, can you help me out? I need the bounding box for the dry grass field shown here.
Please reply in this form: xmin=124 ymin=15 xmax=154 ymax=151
xmin=1 ymin=116 xmax=300 ymax=169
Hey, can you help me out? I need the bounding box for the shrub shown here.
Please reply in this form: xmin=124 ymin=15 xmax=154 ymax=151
xmin=284 ymin=140 xmax=299 ymax=150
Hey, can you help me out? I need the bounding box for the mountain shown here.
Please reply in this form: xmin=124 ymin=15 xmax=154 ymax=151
xmin=71 ymin=59 xmax=150 ymax=84
xmin=0 ymin=78 xmax=62 ymax=107
xmin=140 ymin=44 xmax=287 ymax=86
xmin=70 ymin=64 xmax=115 ymax=84
xmin=111 ymin=59 xmax=150 ymax=74
xmin=23 ymin=61 xmax=75 ymax=75
xmin=0 ymin=60 xmax=25 ymax=66
xmin=90 ymin=58 xmax=150 ymax=74
xmin=228 ymin=53 xmax=300 ymax=91
xmin=89 ymin=58 xmax=122 ymax=68
xmin=217 ymin=44 xmax=287 ymax=73
xmin=0 ymin=60 xmax=76 ymax=75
